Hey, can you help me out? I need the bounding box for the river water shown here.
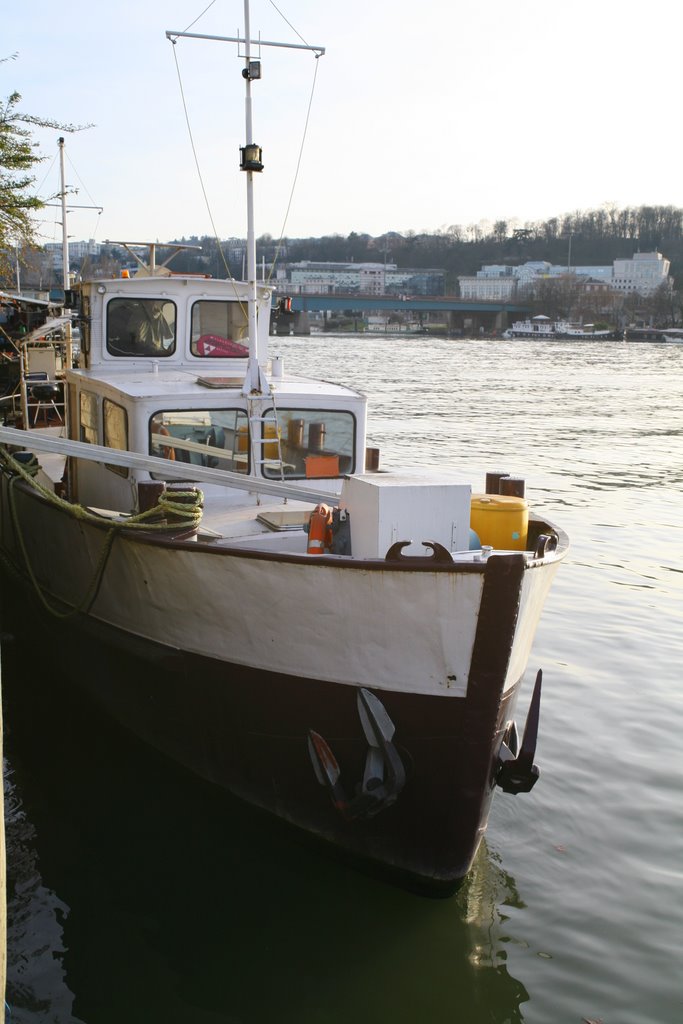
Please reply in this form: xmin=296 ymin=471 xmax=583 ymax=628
xmin=2 ymin=335 xmax=682 ymax=1023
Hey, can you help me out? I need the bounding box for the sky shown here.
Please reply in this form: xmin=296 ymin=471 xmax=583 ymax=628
xmin=4 ymin=0 xmax=683 ymax=248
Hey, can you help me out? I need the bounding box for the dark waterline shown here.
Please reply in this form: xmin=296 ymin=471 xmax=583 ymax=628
xmin=3 ymin=335 xmax=683 ymax=1023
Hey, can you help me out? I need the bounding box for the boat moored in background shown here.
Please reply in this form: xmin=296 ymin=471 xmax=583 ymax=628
xmin=623 ymin=326 xmax=665 ymax=342
xmin=503 ymin=315 xmax=620 ymax=340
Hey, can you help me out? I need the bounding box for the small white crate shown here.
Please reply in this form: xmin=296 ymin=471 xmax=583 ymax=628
xmin=340 ymin=471 xmax=471 ymax=559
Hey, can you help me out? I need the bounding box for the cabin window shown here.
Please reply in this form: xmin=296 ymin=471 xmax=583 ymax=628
xmin=262 ymin=409 xmax=355 ymax=480
xmin=103 ymin=399 xmax=129 ymax=478
xmin=149 ymin=408 xmax=250 ymax=475
xmin=79 ymin=390 xmax=98 ymax=445
xmin=106 ymin=298 xmax=176 ymax=356
xmin=190 ymin=300 xmax=249 ymax=358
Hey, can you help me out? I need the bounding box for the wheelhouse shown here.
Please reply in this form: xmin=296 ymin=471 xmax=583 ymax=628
xmin=65 ymin=271 xmax=366 ymax=512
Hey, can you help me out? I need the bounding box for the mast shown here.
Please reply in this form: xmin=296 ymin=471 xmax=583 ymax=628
xmin=58 ymin=137 xmax=69 ymax=290
xmin=165 ymin=11 xmax=324 ymax=395
xmin=46 ymin=139 xmax=102 ymax=292
xmin=242 ymin=0 xmax=263 ymax=394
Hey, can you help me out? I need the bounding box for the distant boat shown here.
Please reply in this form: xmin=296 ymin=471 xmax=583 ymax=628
xmin=553 ymin=322 xmax=621 ymax=340
xmin=504 ymin=316 xmax=619 ymax=340
xmin=623 ymin=327 xmax=665 ymax=342
xmin=366 ymin=321 xmax=428 ymax=334
xmin=661 ymin=329 xmax=683 ymax=344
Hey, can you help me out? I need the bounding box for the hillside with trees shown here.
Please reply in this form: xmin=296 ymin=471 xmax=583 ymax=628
xmin=157 ymin=204 xmax=683 ymax=325
xmin=161 ymin=203 xmax=683 ymax=289
xmin=4 ymin=193 xmax=683 ymax=325
xmin=272 ymin=204 xmax=683 ymax=291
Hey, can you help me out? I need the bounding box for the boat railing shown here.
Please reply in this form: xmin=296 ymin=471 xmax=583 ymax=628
xmin=9 ymin=325 xmax=75 ymax=430
xmin=0 ymin=425 xmax=339 ymax=507
xmin=24 ymin=371 xmax=65 ymax=428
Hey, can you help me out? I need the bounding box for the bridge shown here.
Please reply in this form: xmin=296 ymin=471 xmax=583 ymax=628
xmin=272 ymin=293 xmax=530 ymax=335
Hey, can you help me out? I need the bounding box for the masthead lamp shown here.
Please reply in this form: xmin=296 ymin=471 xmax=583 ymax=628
xmin=242 ymin=60 xmax=262 ymax=80
xmin=240 ymin=143 xmax=264 ymax=172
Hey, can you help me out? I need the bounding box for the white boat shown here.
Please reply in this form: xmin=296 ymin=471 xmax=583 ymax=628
xmin=661 ymin=329 xmax=683 ymax=344
xmin=553 ymin=322 xmax=620 ymax=340
xmin=504 ymin=316 xmax=619 ymax=340
xmin=0 ymin=5 xmax=567 ymax=894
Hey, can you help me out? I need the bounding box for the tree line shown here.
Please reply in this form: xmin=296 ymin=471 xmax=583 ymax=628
xmin=272 ymin=204 xmax=683 ymax=289
xmin=164 ymin=203 xmax=683 ymax=295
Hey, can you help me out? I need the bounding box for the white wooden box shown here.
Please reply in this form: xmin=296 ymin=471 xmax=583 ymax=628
xmin=340 ymin=471 xmax=471 ymax=559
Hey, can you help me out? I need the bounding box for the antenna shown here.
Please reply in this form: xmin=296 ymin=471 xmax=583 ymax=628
xmin=166 ymin=3 xmax=325 ymax=395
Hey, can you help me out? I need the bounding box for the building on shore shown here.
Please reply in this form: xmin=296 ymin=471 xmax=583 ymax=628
xmin=275 ymin=261 xmax=445 ymax=297
xmin=611 ymin=252 xmax=671 ymax=295
xmin=458 ymin=252 xmax=670 ymax=301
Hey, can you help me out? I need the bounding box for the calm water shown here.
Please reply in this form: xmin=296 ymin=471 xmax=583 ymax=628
xmin=2 ymin=335 xmax=682 ymax=1023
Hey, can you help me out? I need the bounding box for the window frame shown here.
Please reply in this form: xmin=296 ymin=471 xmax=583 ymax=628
xmin=103 ymin=397 xmax=129 ymax=477
xmin=260 ymin=407 xmax=357 ymax=480
xmin=105 ymin=297 xmax=177 ymax=358
xmin=79 ymin=389 xmax=99 ymax=445
xmin=147 ymin=407 xmax=252 ymax=478
xmin=189 ymin=299 xmax=250 ymax=359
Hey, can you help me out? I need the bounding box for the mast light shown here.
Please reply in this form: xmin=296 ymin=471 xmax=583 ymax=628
xmin=242 ymin=60 xmax=262 ymax=80
xmin=240 ymin=144 xmax=264 ymax=172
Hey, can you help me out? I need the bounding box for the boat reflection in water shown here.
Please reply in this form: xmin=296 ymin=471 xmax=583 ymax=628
xmin=2 ymin=639 xmax=530 ymax=1023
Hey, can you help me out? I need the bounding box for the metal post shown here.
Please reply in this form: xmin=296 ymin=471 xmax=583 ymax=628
xmin=58 ymin=138 xmax=70 ymax=289
xmin=243 ymin=0 xmax=261 ymax=394
xmin=19 ymin=343 xmax=29 ymax=429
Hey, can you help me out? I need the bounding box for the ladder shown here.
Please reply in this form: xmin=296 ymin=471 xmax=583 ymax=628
xmin=247 ymin=394 xmax=287 ymax=497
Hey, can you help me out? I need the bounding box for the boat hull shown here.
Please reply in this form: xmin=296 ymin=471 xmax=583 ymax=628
xmin=0 ymin=473 xmax=565 ymax=892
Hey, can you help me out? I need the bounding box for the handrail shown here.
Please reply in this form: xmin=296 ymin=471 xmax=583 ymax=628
xmin=0 ymin=425 xmax=340 ymax=506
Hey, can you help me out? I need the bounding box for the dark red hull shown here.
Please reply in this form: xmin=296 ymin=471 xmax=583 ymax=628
xmin=1 ymin=551 xmax=528 ymax=894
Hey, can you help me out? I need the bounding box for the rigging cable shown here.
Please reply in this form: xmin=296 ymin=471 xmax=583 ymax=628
xmin=268 ymin=0 xmax=313 ymax=48
xmin=169 ymin=1 xmax=323 ymax=288
xmin=64 ymin=150 xmax=103 ymax=241
xmin=267 ymin=52 xmax=321 ymax=284
xmin=182 ymin=0 xmax=219 ymax=35
xmin=169 ymin=37 xmax=240 ymax=290
xmin=32 ymin=152 xmax=61 ymax=242
xmin=266 ymin=0 xmax=322 ymax=281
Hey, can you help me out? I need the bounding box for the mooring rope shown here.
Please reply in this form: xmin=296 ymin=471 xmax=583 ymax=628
xmin=0 ymin=446 xmax=204 ymax=620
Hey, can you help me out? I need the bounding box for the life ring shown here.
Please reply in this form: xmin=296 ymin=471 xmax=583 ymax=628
xmin=307 ymin=503 xmax=333 ymax=555
xmin=158 ymin=425 xmax=176 ymax=460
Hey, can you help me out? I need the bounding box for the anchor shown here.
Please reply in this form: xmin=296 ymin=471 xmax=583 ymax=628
xmin=496 ymin=669 xmax=542 ymax=794
xmin=308 ymin=688 xmax=406 ymax=820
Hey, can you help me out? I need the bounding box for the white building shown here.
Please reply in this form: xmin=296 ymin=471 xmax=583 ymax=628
xmin=276 ymin=261 xmax=445 ymax=296
xmin=611 ymin=252 xmax=670 ymax=295
xmin=44 ymin=239 xmax=102 ymax=267
xmin=459 ymin=252 xmax=670 ymax=300
xmin=458 ymin=275 xmax=516 ymax=301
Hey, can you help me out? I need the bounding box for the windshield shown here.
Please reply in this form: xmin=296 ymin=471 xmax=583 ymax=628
xmin=149 ymin=408 xmax=250 ymax=474
xmin=107 ymin=299 xmax=176 ymax=356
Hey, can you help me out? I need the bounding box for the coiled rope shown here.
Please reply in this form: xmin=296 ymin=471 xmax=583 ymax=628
xmin=0 ymin=446 xmax=204 ymax=620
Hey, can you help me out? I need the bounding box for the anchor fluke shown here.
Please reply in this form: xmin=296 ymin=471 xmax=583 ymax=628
xmin=308 ymin=688 xmax=406 ymax=820
xmin=497 ymin=669 xmax=542 ymax=794
xmin=307 ymin=731 xmax=350 ymax=815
